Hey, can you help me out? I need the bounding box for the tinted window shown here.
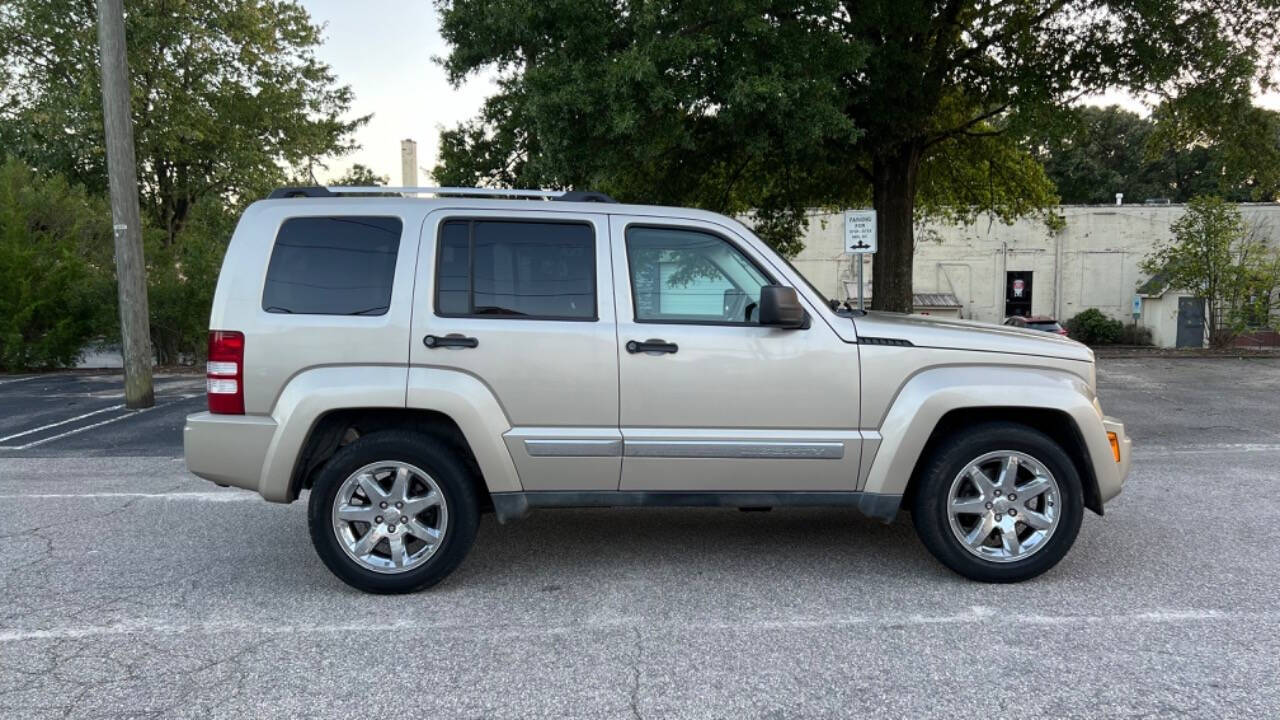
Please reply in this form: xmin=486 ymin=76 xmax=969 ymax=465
xmin=262 ymin=216 xmax=401 ymax=315
xmin=434 ymin=220 xmax=596 ymax=320
xmin=435 ymin=221 xmax=471 ymax=315
xmin=626 ymin=226 xmax=771 ymax=324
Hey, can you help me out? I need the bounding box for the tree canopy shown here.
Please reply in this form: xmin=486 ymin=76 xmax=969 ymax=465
xmin=435 ymin=0 xmax=1280 ymax=311
xmin=0 ymin=0 xmax=366 ymax=243
xmin=1037 ymin=104 xmax=1280 ymax=205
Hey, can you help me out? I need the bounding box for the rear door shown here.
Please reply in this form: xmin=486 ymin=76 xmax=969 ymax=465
xmin=409 ymin=208 xmax=620 ymax=491
xmin=610 ymin=215 xmax=861 ymax=493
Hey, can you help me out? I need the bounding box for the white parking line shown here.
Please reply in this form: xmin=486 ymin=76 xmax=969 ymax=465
xmin=1133 ymin=442 xmax=1280 ymax=457
xmin=0 ymin=404 xmax=124 ymax=444
xmin=0 ymin=375 xmax=40 ymax=386
xmin=0 ymin=403 xmax=162 ymax=450
xmin=0 ymin=608 xmax=1268 ymax=643
xmin=0 ymin=491 xmax=256 ymax=502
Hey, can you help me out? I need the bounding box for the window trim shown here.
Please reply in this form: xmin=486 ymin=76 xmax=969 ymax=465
xmin=260 ymin=214 xmax=404 ymax=317
xmin=432 ymin=217 xmax=600 ymax=322
xmin=623 ymin=223 xmax=784 ymax=327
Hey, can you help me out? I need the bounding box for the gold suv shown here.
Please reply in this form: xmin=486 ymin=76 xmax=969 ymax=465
xmin=184 ymin=186 xmax=1130 ymax=593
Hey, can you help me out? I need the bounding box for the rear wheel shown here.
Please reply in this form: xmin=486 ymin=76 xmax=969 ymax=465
xmin=308 ymin=431 xmax=479 ymax=593
xmin=911 ymin=422 xmax=1083 ymax=582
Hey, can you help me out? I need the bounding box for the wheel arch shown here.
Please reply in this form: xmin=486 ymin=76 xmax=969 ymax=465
xmin=257 ymin=364 xmax=520 ymax=503
xmin=902 ymin=407 xmax=1102 ymax=516
xmin=859 ymin=365 xmax=1106 ymax=519
xmin=286 ymin=408 xmax=493 ymax=513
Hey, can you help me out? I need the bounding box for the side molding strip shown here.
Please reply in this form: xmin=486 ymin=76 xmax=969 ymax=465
xmin=523 ymin=439 xmax=623 ymax=457
xmin=624 ymin=440 xmax=844 ymax=460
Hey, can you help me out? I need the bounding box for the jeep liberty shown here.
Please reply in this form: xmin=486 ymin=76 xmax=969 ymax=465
xmin=184 ymin=186 xmax=1130 ymax=593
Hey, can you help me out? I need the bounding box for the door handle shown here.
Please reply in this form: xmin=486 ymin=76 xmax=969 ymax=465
xmin=423 ymin=334 xmax=478 ymax=349
xmin=626 ymin=339 xmax=678 ymax=355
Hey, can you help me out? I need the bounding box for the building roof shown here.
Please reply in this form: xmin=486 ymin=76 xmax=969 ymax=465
xmin=1136 ymin=273 xmax=1170 ymax=298
xmin=846 ymin=287 xmax=964 ymax=308
xmin=911 ymin=292 xmax=963 ymax=308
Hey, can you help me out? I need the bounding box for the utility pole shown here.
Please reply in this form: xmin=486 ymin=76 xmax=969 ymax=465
xmin=96 ymin=0 xmax=154 ymax=408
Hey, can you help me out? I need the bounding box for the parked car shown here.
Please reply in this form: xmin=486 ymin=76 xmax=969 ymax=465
xmin=1004 ymin=314 xmax=1069 ymax=336
xmin=184 ymin=186 xmax=1130 ymax=593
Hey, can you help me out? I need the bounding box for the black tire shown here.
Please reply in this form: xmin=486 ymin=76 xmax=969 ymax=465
xmin=307 ymin=430 xmax=479 ymax=593
xmin=910 ymin=421 xmax=1084 ymax=582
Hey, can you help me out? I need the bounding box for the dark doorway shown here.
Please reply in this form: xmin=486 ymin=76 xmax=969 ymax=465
xmin=1176 ymin=296 xmax=1205 ymax=347
xmin=1005 ymin=271 xmax=1033 ymax=318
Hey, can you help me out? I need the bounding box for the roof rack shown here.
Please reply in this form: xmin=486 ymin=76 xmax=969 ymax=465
xmin=266 ymin=186 xmax=617 ymax=203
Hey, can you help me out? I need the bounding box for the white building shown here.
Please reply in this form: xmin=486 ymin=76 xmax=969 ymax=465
xmin=789 ymin=203 xmax=1280 ymax=347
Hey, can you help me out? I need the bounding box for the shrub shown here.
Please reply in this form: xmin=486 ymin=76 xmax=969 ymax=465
xmin=1065 ymin=308 xmax=1124 ymax=346
xmin=1117 ymin=323 xmax=1153 ymax=345
xmin=0 ymin=158 xmax=116 ymax=370
xmin=145 ymin=199 xmax=232 ymax=364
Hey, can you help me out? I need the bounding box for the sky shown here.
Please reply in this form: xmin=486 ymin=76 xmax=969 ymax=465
xmin=300 ymin=0 xmax=495 ymax=185
xmin=301 ymin=1 xmax=1279 ymax=185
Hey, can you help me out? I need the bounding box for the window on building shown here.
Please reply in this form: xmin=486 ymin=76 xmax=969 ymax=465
xmin=262 ymin=216 xmax=402 ymax=315
xmin=435 ymin=220 xmax=596 ymax=320
xmin=626 ymin=226 xmax=771 ymax=324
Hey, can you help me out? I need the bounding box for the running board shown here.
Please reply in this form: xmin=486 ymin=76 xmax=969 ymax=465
xmin=490 ymin=491 xmax=902 ymax=524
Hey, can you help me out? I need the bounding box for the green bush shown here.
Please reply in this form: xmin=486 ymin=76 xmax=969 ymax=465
xmin=146 ymin=199 xmax=232 ymax=364
xmin=0 ymin=158 xmax=116 ymax=370
xmin=1065 ymin=308 xmax=1124 ymax=346
xmin=1118 ymin=323 xmax=1153 ymax=346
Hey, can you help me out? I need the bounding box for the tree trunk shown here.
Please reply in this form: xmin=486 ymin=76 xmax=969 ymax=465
xmin=871 ymin=142 xmax=923 ymax=313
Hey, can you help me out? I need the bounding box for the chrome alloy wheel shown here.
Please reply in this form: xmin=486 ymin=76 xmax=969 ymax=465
xmin=946 ymin=450 xmax=1060 ymax=563
xmin=331 ymin=461 xmax=448 ymax=574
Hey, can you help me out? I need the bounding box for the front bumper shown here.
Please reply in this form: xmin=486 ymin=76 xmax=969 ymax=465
xmin=183 ymin=412 xmax=277 ymax=494
xmin=1098 ymin=416 xmax=1131 ymax=504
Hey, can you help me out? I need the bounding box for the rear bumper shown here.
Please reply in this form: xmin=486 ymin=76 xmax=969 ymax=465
xmin=1097 ymin=416 xmax=1131 ymax=504
xmin=183 ymin=412 xmax=277 ymax=494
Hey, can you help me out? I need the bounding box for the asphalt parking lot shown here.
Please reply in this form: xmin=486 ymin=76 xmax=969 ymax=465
xmin=2 ymin=358 xmax=1280 ymax=718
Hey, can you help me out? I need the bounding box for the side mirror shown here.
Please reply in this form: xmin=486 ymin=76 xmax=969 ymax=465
xmin=758 ymin=285 xmax=807 ymax=329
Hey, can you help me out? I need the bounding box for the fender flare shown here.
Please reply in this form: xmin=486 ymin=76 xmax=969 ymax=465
xmin=860 ymin=365 xmax=1109 ymax=503
xmin=258 ymin=365 xmax=522 ymax=501
xmin=258 ymin=365 xmax=409 ymax=501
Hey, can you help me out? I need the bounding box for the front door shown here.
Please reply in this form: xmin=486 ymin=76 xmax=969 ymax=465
xmin=408 ymin=209 xmax=620 ymax=491
xmin=1005 ymin=271 xmax=1032 ymax=317
xmin=1177 ymin=296 xmax=1206 ymax=347
xmin=610 ymin=216 xmax=861 ymax=493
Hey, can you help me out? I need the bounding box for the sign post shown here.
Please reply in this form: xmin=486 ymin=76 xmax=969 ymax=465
xmin=843 ymin=210 xmax=877 ymax=311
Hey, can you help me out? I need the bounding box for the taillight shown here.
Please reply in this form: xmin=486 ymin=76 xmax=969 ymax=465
xmin=207 ymin=330 xmax=244 ymax=414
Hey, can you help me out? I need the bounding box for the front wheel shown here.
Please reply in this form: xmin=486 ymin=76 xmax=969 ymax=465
xmin=911 ymin=422 xmax=1084 ymax=582
xmin=307 ymin=431 xmax=479 ymax=593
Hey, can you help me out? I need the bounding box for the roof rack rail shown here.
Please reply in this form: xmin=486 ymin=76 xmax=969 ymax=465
xmin=266 ymin=186 xmax=617 ymax=202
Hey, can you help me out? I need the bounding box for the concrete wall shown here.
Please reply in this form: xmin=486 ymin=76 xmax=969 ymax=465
xmin=788 ymin=204 xmax=1280 ymax=346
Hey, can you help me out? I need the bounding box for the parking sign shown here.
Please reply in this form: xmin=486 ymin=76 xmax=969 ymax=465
xmin=844 ymin=210 xmax=877 ymax=254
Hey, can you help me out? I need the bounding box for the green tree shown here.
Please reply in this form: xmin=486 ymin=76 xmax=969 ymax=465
xmin=434 ymin=0 xmax=1279 ymax=311
xmin=1142 ymin=196 xmax=1280 ymax=347
xmin=0 ymin=0 xmax=366 ymax=244
xmin=331 ymin=163 xmax=389 ymax=187
xmin=1147 ymin=101 xmax=1280 ymax=203
xmin=0 ymin=158 xmax=116 ymax=369
xmin=1036 ymin=105 xmax=1280 ymax=204
xmin=1035 ymin=106 xmax=1166 ymax=205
